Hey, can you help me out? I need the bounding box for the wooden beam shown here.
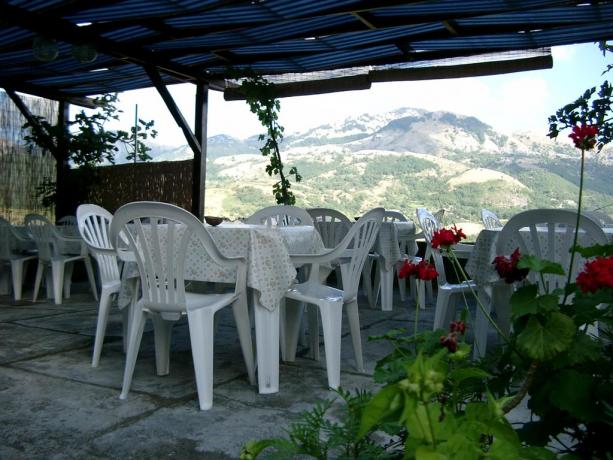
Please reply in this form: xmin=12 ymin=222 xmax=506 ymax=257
xmin=371 ymin=54 xmax=553 ymax=82
xmin=193 ymin=83 xmax=209 ymax=219
xmin=224 ymin=74 xmax=372 ymax=100
xmin=1 ymin=80 xmax=100 ymax=108
xmin=352 ymin=12 xmax=378 ymax=30
xmin=144 ymin=65 xmax=205 ymax=213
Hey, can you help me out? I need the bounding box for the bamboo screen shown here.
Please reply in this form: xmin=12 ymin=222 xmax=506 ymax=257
xmin=0 ymin=91 xmax=56 ymax=223
xmin=85 ymin=159 xmax=193 ymax=213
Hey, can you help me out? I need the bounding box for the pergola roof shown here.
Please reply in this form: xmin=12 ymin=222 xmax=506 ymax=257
xmin=1 ymin=0 xmax=613 ymax=106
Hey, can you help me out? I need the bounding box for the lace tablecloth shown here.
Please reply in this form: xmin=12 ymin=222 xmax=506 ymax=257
xmin=466 ymin=227 xmax=613 ymax=285
xmin=119 ymin=223 xmax=325 ymax=311
xmin=375 ymin=221 xmax=417 ymax=269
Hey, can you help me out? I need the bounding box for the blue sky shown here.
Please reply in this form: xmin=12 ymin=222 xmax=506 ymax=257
xmin=110 ymin=43 xmax=612 ymax=146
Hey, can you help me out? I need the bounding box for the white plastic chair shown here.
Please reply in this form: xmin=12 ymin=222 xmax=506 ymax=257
xmin=246 ymin=205 xmax=314 ymax=227
xmin=416 ymin=208 xmax=476 ymax=331
xmin=473 ymin=209 xmax=609 ymax=357
xmin=307 ymin=208 xmax=352 ymax=249
xmin=77 ymin=204 xmax=126 ymax=367
xmin=282 ymin=207 xmax=384 ymax=389
xmin=110 ymin=201 xmax=256 ymax=410
xmin=57 ymin=215 xmax=80 ymax=237
xmin=25 ymin=214 xmax=98 ymax=305
xmin=0 ymin=217 xmax=37 ymax=301
xmin=370 ymin=210 xmax=422 ymax=308
xmin=481 ymin=209 xmax=503 ymax=230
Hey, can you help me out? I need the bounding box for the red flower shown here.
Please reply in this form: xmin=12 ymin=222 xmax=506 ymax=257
xmin=493 ymin=248 xmax=529 ymax=284
xmin=431 ymin=225 xmax=466 ymax=249
xmin=450 ymin=320 xmax=466 ymax=335
xmin=576 ymin=256 xmax=613 ymax=293
xmin=568 ymin=124 xmax=598 ymax=150
xmin=398 ymin=259 xmax=438 ymax=281
xmin=440 ymin=332 xmax=458 ymax=353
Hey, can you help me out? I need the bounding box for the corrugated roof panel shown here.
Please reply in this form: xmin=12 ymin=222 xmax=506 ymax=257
xmin=242 ymin=15 xmax=354 ymax=43
xmin=373 ymin=0 xmax=562 ymax=18
xmin=232 ymin=41 xmax=331 ymax=55
xmin=296 ymin=45 xmax=400 ymax=70
xmin=323 ymin=24 xmax=445 ymax=49
xmin=165 ymin=4 xmax=272 ymax=27
xmin=12 ymin=0 xmax=66 ymax=12
xmin=457 ymin=3 xmax=613 ymax=27
xmin=154 ymin=32 xmax=250 ymax=50
xmin=264 ymin=0 xmax=357 ymax=19
xmin=101 ymin=26 xmax=157 ymax=42
xmin=65 ymin=0 xmax=181 ymax=22
xmin=0 ymin=26 xmax=32 ymax=44
xmin=171 ymin=54 xmax=218 ymax=66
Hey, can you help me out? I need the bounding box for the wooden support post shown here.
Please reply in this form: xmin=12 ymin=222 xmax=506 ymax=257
xmin=55 ymin=100 xmax=71 ymax=220
xmin=144 ymin=65 xmax=205 ymax=218
xmin=194 ymin=83 xmax=209 ymax=219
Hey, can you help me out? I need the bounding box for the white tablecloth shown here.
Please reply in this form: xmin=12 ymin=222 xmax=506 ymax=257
xmin=119 ymin=222 xmax=325 ymax=311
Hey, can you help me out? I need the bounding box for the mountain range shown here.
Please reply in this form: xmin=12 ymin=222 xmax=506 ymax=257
xmin=145 ymin=107 xmax=613 ymax=234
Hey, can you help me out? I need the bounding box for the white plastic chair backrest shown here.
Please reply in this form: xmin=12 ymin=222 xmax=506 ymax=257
xmin=110 ymin=202 xmax=233 ymax=313
xmin=433 ymin=209 xmax=445 ymax=226
xmin=496 ymin=209 xmax=607 ymax=291
xmin=481 ymin=208 xmax=502 ymax=230
xmin=246 ymin=205 xmax=314 ymax=227
xmin=77 ymin=204 xmax=120 ymax=284
xmin=307 ymin=207 xmax=352 ymax=249
xmin=25 ymin=214 xmax=62 ymax=261
xmin=416 ymin=208 xmax=449 ymax=285
xmin=57 ymin=215 xmax=80 ymax=237
xmin=336 ymin=207 xmax=384 ymax=300
xmin=383 ymin=210 xmax=409 ymax=223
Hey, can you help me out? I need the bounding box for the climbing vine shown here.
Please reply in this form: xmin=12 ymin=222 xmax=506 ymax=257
xmin=239 ymin=74 xmax=302 ymax=205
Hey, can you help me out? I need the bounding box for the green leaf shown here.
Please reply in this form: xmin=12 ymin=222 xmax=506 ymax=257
xmin=547 ymin=370 xmax=598 ymax=421
xmin=517 ymin=255 xmax=565 ymax=275
xmin=415 ymin=446 xmax=448 ymax=460
xmin=511 ymin=285 xmax=539 ymax=317
xmin=449 ymin=367 xmax=491 ymax=384
xmin=358 ymin=384 xmax=402 ymax=438
xmin=516 ymin=313 xmax=576 ymax=360
xmin=574 ymin=243 xmax=613 ymax=258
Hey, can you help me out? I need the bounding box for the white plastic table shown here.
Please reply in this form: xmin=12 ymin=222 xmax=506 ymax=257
xmin=119 ymin=222 xmax=325 ymax=394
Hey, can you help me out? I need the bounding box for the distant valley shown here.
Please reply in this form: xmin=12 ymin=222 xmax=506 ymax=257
xmin=145 ymin=107 xmax=613 ymax=235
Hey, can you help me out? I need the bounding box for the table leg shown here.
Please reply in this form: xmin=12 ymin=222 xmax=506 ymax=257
xmin=253 ymin=290 xmax=280 ymax=394
xmin=379 ymin=263 xmax=394 ymax=311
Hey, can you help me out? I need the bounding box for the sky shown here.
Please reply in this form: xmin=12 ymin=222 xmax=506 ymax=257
xmin=107 ymin=43 xmax=613 ymax=147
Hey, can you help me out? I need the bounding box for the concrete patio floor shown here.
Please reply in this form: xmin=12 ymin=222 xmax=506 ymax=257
xmin=0 ymin=281 xmax=446 ymax=459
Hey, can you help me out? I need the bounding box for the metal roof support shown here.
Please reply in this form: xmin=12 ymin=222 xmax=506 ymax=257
xmin=194 ymin=83 xmax=209 ymax=220
xmin=144 ymin=65 xmax=205 ymax=218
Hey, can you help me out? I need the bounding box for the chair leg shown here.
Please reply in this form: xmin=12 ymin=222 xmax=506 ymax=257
xmin=63 ymin=262 xmax=74 ymax=299
xmin=10 ymin=259 xmax=27 ymax=301
xmin=317 ymin=299 xmax=344 ymax=389
xmin=361 ymin=257 xmax=375 ymax=308
xmin=121 ymin=304 xmax=130 ymax=353
xmin=281 ymin=298 xmax=304 ymax=363
xmin=152 ymin=314 xmax=174 ymax=376
xmin=186 ymin=307 xmax=216 ymax=410
xmin=307 ymin=305 xmax=320 ymax=361
xmin=231 ymin=293 xmax=256 ymax=386
xmin=379 ymin=264 xmax=394 ymax=312
xmin=33 ymin=261 xmax=44 ymax=302
xmin=398 ymin=269 xmax=407 ymax=302
xmin=433 ymin=289 xmax=452 ymax=331
xmin=92 ymin=287 xmax=113 ymax=367
xmin=51 ymin=260 xmax=65 ymax=305
xmin=84 ymin=257 xmax=99 ymax=301
xmin=345 ymin=299 xmax=364 ymax=372
xmin=120 ymin=308 xmax=146 ymax=401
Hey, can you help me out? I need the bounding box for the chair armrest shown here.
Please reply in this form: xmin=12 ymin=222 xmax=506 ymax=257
xmin=290 ymin=248 xmax=336 ymax=266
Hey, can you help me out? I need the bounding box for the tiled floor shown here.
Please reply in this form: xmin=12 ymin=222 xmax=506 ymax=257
xmin=0 ymin=281 xmax=440 ymax=459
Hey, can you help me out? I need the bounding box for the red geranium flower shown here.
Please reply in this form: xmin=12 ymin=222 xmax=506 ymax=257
xmin=440 ymin=332 xmax=458 ymax=353
xmin=576 ymin=256 xmax=613 ymax=293
xmin=431 ymin=225 xmax=466 ymax=249
xmin=450 ymin=320 xmax=466 ymax=335
xmin=493 ymin=248 xmax=529 ymax=284
xmin=398 ymin=259 xmax=438 ymax=281
xmin=568 ymin=124 xmax=598 ymax=150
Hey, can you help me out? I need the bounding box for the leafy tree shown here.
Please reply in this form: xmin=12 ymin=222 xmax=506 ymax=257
xmin=22 ymin=93 xmax=157 ymax=216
